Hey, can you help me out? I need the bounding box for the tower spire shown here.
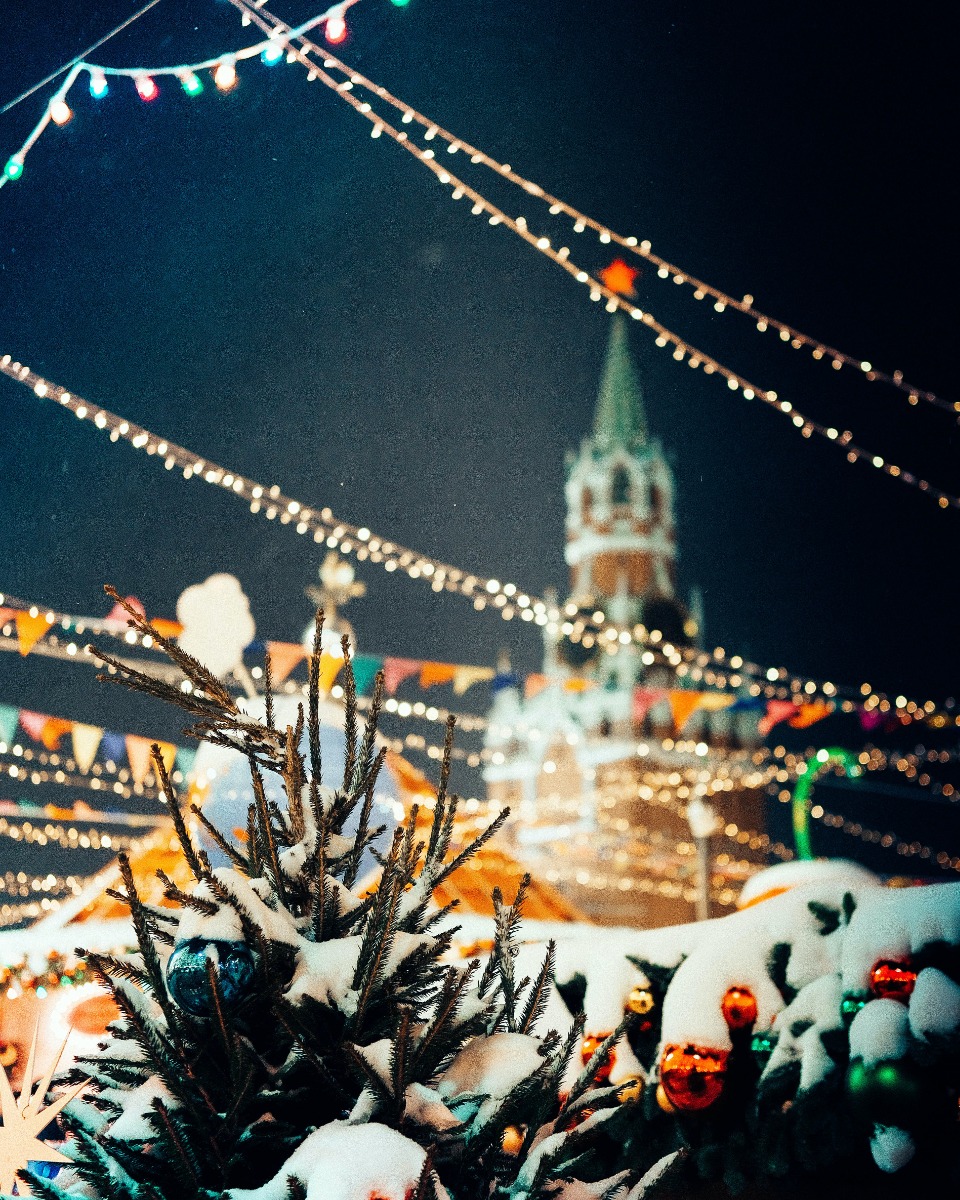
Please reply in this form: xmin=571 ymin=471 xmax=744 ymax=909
xmin=593 ymin=315 xmax=647 ymax=450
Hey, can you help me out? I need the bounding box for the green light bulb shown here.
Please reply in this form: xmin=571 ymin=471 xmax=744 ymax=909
xmin=4 ymin=157 xmax=24 ymax=181
xmin=180 ymin=72 xmax=203 ymax=96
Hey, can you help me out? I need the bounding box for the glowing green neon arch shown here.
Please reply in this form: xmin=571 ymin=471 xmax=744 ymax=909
xmin=791 ymin=747 xmax=862 ymax=860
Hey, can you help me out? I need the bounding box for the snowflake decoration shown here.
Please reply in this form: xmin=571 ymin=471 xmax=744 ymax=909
xmin=0 ymin=1022 xmax=87 ymax=1195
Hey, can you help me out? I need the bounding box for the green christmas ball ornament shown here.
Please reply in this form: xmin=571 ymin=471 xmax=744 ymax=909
xmin=845 ymin=1058 xmax=924 ymax=1126
xmin=750 ymin=1030 xmax=777 ymax=1067
xmin=840 ymin=994 xmax=867 ymax=1025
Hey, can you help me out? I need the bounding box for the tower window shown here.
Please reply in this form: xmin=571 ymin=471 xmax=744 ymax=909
xmin=612 ymin=466 xmax=631 ymax=505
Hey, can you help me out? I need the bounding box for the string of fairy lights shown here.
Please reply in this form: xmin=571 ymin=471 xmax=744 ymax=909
xmin=5 ymin=587 xmax=960 ymax=793
xmin=0 ymin=1 xmax=360 ymax=189
xmin=0 ymin=4 xmax=954 ymax=507
xmin=247 ymin=8 xmax=955 ymax=423
xmin=2 ymin=362 xmax=957 ymax=727
xmin=226 ymin=0 xmax=959 ymax=506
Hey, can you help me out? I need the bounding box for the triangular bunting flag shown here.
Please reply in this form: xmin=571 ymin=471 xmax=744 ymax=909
xmin=100 ymin=731 xmax=126 ymax=765
xmin=758 ymin=700 xmax=798 ymax=736
xmin=420 ymin=662 xmax=458 ymax=689
xmin=351 ymin=655 xmax=383 ymax=697
xmin=106 ymin=595 xmax=146 ymax=624
xmin=317 ymin=653 xmax=344 ymax=696
xmin=729 ymin=696 xmax=765 ymax=712
xmin=632 ymin=687 xmax=666 ymax=724
xmin=39 ymin=716 xmax=73 ymax=750
xmin=0 ymin=607 xmax=17 ymax=626
xmin=267 ymin=641 xmax=307 ymax=686
xmin=154 ymin=740 xmax=177 ymax=777
xmin=71 ymin=723 xmax=103 ymax=773
xmin=18 ymin=710 xmax=49 ymax=742
xmin=698 ymin=692 xmax=736 ymax=712
xmin=524 ymin=673 xmax=550 ymax=699
xmin=125 ymin=734 xmax=155 ymax=786
xmin=564 ymin=677 xmax=595 ymax=692
xmin=668 ymin=690 xmax=703 ymax=733
xmin=789 ymin=701 xmax=834 ymax=729
xmin=452 ymin=665 xmax=495 ymax=696
xmin=15 ymin=611 xmax=49 ymax=656
xmin=150 ymin=618 xmax=184 ymax=640
xmin=382 ymin=657 xmax=421 ymax=696
xmin=0 ymin=703 xmax=19 ymax=746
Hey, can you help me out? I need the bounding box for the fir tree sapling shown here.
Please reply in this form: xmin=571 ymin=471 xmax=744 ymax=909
xmin=18 ymin=591 xmax=609 ymax=1200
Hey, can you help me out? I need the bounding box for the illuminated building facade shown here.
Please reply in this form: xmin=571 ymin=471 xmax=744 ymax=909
xmin=484 ymin=317 xmax=770 ymax=927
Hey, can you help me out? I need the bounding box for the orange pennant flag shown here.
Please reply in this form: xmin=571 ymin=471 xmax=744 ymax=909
xmin=788 ymin=701 xmax=834 ymax=729
xmin=71 ymin=723 xmax=103 ymax=773
xmin=39 ymin=717 xmax=73 ymax=751
xmin=125 ymin=735 xmax=155 ymax=786
xmin=150 ymin=618 xmax=184 ymax=640
xmin=15 ymin=610 xmax=50 ymax=656
xmin=420 ymin=662 xmax=458 ymax=689
xmin=524 ymin=674 xmax=549 ymax=699
xmin=452 ymin=665 xmax=495 ymax=696
xmin=668 ymin=690 xmax=703 ymax=732
xmin=317 ymin=652 xmax=344 ymax=695
xmin=267 ymin=641 xmax=307 ymax=686
xmin=564 ymin=677 xmax=595 ymax=692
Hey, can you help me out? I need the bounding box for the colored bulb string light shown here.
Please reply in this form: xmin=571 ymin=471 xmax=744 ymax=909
xmin=0 ymin=1 xmax=358 ymax=187
xmin=0 ymin=0 xmax=952 ymax=504
xmin=233 ymin=0 xmax=955 ymax=423
xmin=2 ymin=354 xmax=958 ymax=725
xmin=0 ymin=0 xmax=164 ymax=117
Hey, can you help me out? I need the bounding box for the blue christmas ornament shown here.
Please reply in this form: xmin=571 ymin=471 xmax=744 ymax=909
xmin=166 ymin=938 xmax=256 ymax=1016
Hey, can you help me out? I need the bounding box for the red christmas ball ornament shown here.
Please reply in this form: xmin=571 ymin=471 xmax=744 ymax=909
xmin=659 ymin=1043 xmax=729 ymax=1112
xmin=721 ymin=985 xmax=758 ymax=1031
xmin=581 ymin=1031 xmax=616 ymax=1083
xmin=869 ymin=960 xmax=917 ymax=1004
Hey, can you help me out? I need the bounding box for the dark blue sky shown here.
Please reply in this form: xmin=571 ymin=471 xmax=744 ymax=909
xmin=1 ymin=0 xmax=957 ymax=811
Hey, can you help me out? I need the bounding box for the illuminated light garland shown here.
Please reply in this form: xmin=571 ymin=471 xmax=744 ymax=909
xmin=0 ymin=618 xmax=490 ymax=770
xmin=0 ymin=756 xmax=162 ymax=801
xmin=0 ymin=899 xmax=62 ymax=930
xmin=797 ymin=796 xmax=960 ymax=873
xmin=0 ymin=813 xmax=153 ymax=852
xmin=0 ymin=869 xmax=85 ymax=900
xmin=0 ymin=952 xmax=93 ymax=997
xmin=3 ymin=367 xmax=957 ymax=727
xmin=0 ymin=2 xmax=360 ymax=190
xmin=231 ymin=0 xmax=960 ymax=496
xmin=276 ymin=34 xmax=956 ymax=422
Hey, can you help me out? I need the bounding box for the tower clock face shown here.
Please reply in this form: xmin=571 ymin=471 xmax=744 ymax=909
xmin=556 ymin=602 xmax=603 ymax=669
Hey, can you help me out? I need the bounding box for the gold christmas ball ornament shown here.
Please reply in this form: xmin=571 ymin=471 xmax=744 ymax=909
xmin=626 ymin=986 xmax=655 ymax=1016
xmin=616 ymin=1075 xmax=645 ymax=1104
xmin=581 ymin=1031 xmax=616 ymax=1082
xmin=500 ymin=1124 xmax=526 ymax=1155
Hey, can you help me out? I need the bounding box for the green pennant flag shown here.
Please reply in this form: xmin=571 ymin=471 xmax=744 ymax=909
xmin=351 ymin=655 xmax=384 ymax=697
xmin=0 ymin=702 xmax=19 ymax=747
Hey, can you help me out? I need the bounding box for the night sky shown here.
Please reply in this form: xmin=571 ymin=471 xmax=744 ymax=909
xmin=1 ymin=1 xmax=957 ymax=873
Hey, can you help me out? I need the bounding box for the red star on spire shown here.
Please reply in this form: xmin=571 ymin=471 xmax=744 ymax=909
xmin=600 ymin=258 xmax=640 ymax=296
